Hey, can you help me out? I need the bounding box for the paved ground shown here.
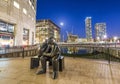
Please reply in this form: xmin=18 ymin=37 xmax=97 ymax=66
xmin=0 ymin=57 xmax=120 ymax=84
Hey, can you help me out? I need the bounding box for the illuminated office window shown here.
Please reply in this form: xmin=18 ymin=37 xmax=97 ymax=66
xmin=13 ymin=1 xmax=20 ymax=9
xmin=23 ymin=8 xmax=27 ymax=15
xmin=29 ymin=0 xmax=32 ymax=6
xmin=0 ymin=21 xmax=14 ymax=33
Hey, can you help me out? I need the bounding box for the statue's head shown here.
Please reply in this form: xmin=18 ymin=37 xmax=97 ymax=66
xmin=47 ymin=36 xmax=55 ymax=44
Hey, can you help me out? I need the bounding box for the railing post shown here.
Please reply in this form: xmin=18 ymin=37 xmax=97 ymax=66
xmin=22 ymin=47 xmax=24 ymax=58
xmin=5 ymin=47 xmax=6 ymax=54
xmin=108 ymin=48 xmax=110 ymax=64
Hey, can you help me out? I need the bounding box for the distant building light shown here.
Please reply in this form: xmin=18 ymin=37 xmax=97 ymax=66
xmin=103 ymin=35 xmax=107 ymax=39
xmin=13 ymin=1 xmax=20 ymax=9
xmin=23 ymin=8 xmax=27 ymax=15
xmin=97 ymin=37 xmax=100 ymax=40
xmin=114 ymin=36 xmax=118 ymax=40
xmin=86 ymin=17 xmax=92 ymax=19
xmin=85 ymin=17 xmax=92 ymax=21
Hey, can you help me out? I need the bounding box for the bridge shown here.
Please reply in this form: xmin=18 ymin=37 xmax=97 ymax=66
xmin=58 ymin=42 xmax=120 ymax=59
xmin=58 ymin=42 xmax=120 ymax=47
xmin=0 ymin=42 xmax=120 ymax=59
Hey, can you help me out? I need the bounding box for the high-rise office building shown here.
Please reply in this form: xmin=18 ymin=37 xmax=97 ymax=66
xmin=85 ymin=17 xmax=92 ymax=41
xmin=95 ymin=23 xmax=106 ymax=41
xmin=0 ymin=0 xmax=36 ymax=46
xmin=36 ymin=19 xmax=60 ymax=43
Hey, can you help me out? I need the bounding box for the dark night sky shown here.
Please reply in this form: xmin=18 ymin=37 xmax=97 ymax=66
xmin=36 ymin=0 xmax=120 ymax=40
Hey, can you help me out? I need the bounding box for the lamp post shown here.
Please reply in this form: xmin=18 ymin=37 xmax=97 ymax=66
xmin=39 ymin=28 xmax=40 ymax=44
xmin=103 ymin=35 xmax=107 ymax=48
xmin=113 ymin=36 xmax=117 ymax=48
xmin=103 ymin=35 xmax=110 ymax=63
xmin=97 ymin=37 xmax=100 ymax=42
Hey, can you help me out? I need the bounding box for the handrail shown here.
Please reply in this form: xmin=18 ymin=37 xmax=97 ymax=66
xmin=0 ymin=45 xmax=39 ymax=55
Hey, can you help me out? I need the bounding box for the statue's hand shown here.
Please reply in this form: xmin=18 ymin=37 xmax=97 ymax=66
xmin=43 ymin=53 xmax=51 ymax=56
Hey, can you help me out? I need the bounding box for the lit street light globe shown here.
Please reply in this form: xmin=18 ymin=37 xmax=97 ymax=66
xmin=60 ymin=22 xmax=64 ymax=26
xmin=114 ymin=36 xmax=118 ymax=41
xmin=103 ymin=35 xmax=107 ymax=39
xmin=113 ymin=36 xmax=118 ymax=48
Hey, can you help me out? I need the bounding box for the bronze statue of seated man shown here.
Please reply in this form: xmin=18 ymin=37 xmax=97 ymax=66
xmin=36 ymin=36 xmax=60 ymax=79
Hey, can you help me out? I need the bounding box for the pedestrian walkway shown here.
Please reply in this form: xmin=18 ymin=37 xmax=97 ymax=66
xmin=0 ymin=57 xmax=120 ymax=84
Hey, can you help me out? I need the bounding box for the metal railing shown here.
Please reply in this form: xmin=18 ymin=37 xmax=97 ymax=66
xmin=0 ymin=45 xmax=39 ymax=58
xmin=0 ymin=43 xmax=120 ymax=62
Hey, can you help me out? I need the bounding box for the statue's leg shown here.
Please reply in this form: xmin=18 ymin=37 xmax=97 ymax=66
xmin=36 ymin=56 xmax=47 ymax=75
xmin=49 ymin=58 xmax=52 ymax=66
xmin=52 ymin=58 xmax=59 ymax=79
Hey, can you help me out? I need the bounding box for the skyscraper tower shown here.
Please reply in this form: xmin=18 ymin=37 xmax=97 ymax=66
xmin=85 ymin=17 xmax=92 ymax=41
xmin=95 ymin=23 xmax=106 ymax=41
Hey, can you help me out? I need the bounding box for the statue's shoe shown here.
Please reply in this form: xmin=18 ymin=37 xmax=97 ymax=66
xmin=36 ymin=70 xmax=46 ymax=75
xmin=52 ymin=72 xmax=58 ymax=79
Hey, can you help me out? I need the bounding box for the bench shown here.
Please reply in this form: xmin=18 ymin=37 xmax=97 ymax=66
xmin=30 ymin=56 xmax=39 ymax=69
xmin=30 ymin=56 xmax=64 ymax=72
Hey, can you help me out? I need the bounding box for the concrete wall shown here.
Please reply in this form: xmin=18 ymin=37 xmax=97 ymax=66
xmin=0 ymin=0 xmax=36 ymax=46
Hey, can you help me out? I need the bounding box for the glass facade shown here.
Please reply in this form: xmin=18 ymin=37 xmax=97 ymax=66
xmin=85 ymin=17 xmax=92 ymax=41
xmin=0 ymin=21 xmax=14 ymax=47
xmin=0 ymin=21 xmax=14 ymax=33
xmin=95 ymin=23 xmax=106 ymax=41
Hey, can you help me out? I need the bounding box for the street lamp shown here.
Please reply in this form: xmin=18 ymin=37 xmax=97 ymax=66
xmin=113 ymin=36 xmax=118 ymax=48
xmin=103 ymin=35 xmax=110 ymax=63
xmin=103 ymin=35 xmax=107 ymax=47
xmin=103 ymin=35 xmax=107 ymax=39
xmin=97 ymin=37 xmax=100 ymax=42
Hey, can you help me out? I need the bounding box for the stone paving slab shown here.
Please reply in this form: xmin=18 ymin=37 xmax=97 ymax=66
xmin=0 ymin=57 xmax=120 ymax=84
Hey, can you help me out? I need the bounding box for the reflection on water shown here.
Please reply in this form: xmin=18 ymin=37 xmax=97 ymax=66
xmin=61 ymin=47 xmax=93 ymax=54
